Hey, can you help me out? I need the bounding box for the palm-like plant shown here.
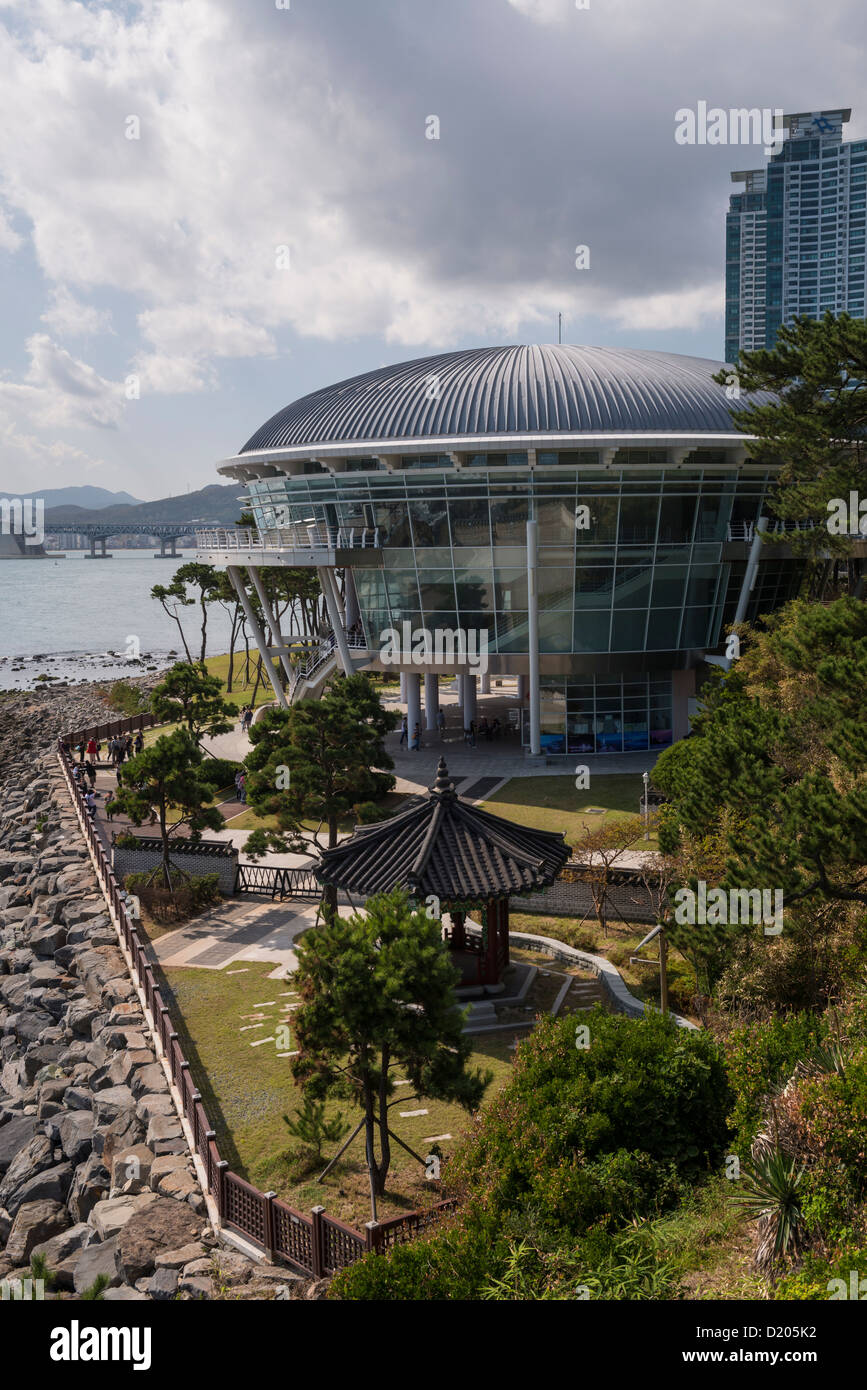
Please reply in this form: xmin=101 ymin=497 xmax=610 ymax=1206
xmin=730 ymin=1147 xmax=805 ymax=1273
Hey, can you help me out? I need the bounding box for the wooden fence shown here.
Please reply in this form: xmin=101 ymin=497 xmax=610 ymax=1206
xmin=56 ymin=721 xmax=457 ymax=1280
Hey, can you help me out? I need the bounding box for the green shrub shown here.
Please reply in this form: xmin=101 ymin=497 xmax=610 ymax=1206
xmin=774 ymin=1244 xmax=867 ymax=1300
xmin=447 ymin=1009 xmax=731 ymax=1242
xmin=107 ymin=681 xmax=149 ymax=715
xmin=724 ymin=1012 xmax=828 ymax=1156
xmin=331 ymin=1218 xmax=505 ymax=1301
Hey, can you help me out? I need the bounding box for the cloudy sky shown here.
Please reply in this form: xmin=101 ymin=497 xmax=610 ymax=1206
xmin=0 ymin=0 xmax=864 ymax=499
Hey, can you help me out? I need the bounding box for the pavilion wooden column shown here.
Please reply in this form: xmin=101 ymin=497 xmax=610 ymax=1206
xmin=484 ymin=898 xmax=499 ymax=983
xmin=500 ymin=898 xmax=510 ymax=967
xmin=451 ymin=910 xmax=466 ymax=951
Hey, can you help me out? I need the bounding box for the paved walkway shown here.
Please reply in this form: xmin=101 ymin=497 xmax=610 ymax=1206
xmin=150 ymin=895 xmax=353 ymax=977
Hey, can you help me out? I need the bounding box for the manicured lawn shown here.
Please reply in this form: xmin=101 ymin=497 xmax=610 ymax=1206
xmin=481 ymin=773 xmax=660 ymax=850
xmin=159 ymin=960 xmax=516 ymax=1227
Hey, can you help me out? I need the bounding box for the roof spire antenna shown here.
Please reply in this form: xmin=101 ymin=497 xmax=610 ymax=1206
xmin=558 ymin=312 xmax=563 ymax=345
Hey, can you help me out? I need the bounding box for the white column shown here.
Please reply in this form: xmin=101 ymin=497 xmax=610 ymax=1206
xmin=317 ymin=567 xmax=354 ymax=676
xmin=479 ymin=672 xmax=490 ymax=695
xmin=406 ymin=672 xmax=422 ymax=741
xmin=517 ymin=674 xmax=527 ymax=701
xmin=527 ymin=520 xmax=541 ymax=756
xmin=424 ymin=672 xmax=439 ymax=732
xmin=248 ymin=568 xmax=294 ymax=689
xmin=226 ymin=566 xmax=288 ymax=709
xmin=400 ymin=672 xmax=407 ymax=703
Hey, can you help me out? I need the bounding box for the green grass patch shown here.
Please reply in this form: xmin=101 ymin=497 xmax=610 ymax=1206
xmin=481 ymin=773 xmax=660 ymax=850
xmin=159 ymin=960 xmax=515 ymax=1227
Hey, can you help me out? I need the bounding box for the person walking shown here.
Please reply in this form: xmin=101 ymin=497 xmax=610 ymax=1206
xmin=411 ymin=723 xmax=421 ymax=751
xmin=237 ymin=772 xmax=247 ymax=804
xmin=84 ymin=759 xmax=96 ymax=790
xmin=464 ymin=720 xmax=476 ymax=747
xmin=75 ymin=740 xmax=86 ymax=764
xmin=399 ymin=716 xmax=408 ymax=747
xmin=133 ymin=731 xmax=144 ymax=756
xmin=86 ymin=737 xmax=98 ymax=763
xmin=243 ymin=707 xmax=253 ymax=733
xmin=437 ymin=707 xmax=446 ymax=740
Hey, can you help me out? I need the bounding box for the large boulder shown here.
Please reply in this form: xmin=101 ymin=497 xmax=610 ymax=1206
xmin=66 ymin=1152 xmax=110 ymax=1222
xmin=4 ymin=1162 xmax=74 ymax=1216
xmin=110 ymin=1144 xmax=154 ymax=1197
xmin=90 ymin=1190 xmax=159 ymax=1241
xmin=72 ymin=1236 xmax=122 ymax=1295
xmin=5 ymin=1198 xmax=69 ymax=1265
xmin=58 ymin=1110 xmax=94 ymax=1164
xmin=115 ymin=1195 xmax=203 ymax=1284
xmin=0 ymin=1115 xmax=37 ymax=1174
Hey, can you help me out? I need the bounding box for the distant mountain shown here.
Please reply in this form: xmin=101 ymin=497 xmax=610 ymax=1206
xmin=45 ymin=482 xmax=247 ymax=527
xmin=0 ymin=486 xmax=142 ymax=509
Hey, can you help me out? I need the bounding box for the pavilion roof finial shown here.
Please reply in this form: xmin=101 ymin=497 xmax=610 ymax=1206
xmin=431 ymin=757 xmax=456 ymax=797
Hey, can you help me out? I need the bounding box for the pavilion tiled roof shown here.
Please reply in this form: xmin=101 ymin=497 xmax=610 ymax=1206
xmin=317 ymin=758 xmax=569 ymax=902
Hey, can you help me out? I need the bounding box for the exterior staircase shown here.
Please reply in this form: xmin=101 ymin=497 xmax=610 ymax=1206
xmin=287 ymin=629 xmax=369 ymax=701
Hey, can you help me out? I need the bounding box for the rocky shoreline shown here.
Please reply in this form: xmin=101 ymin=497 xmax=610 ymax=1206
xmin=0 ymin=682 xmax=325 ymax=1301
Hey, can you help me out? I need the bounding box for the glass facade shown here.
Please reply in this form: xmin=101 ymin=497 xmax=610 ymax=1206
xmin=531 ymin=673 xmax=674 ymax=755
xmin=245 ymin=451 xmax=794 ymax=662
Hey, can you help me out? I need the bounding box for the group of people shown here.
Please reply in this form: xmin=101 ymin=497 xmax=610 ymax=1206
xmin=234 ymin=769 xmax=247 ymax=804
xmin=238 ymin=706 xmax=254 ymax=733
xmin=398 ymin=705 xmax=505 ymax=750
xmin=73 ymin=731 xmax=143 ymax=767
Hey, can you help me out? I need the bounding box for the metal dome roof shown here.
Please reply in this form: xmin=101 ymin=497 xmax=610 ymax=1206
xmin=239 ymin=344 xmax=765 ymax=454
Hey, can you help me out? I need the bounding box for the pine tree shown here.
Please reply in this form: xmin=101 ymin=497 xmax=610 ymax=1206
xmin=290 ymin=888 xmax=492 ymax=1209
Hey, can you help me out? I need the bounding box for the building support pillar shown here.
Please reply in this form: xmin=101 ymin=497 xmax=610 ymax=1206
xmin=516 ymin=674 xmax=527 ymax=702
xmin=406 ymin=672 xmax=422 ymax=740
xmin=248 ymin=568 xmax=295 ymax=689
xmin=226 ymin=566 xmax=288 ymax=709
xmin=400 ymin=672 xmax=407 ymax=703
xmin=479 ymin=672 xmax=490 ymax=695
xmin=462 ymin=673 xmax=477 ymax=725
xmin=317 ymin=566 xmax=354 ymax=676
xmin=343 ymin=568 xmax=361 ymax=630
xmin=424 ymin=672 xmax=439 ymax=732
xmin=731 ymin=516 xmax=769 ymax=635
xmin=526 ymin=520 xmax=541 ymax=756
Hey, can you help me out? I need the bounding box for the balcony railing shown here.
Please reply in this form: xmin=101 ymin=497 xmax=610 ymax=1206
xmin=290 ymin=628 xmax=368 ymax=688
xmin=726 ymin=518 xmax=818 ymax=542
xmin=196 ymin=525 xmax=381 ymax=552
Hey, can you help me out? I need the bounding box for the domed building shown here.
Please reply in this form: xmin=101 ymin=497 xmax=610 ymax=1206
xmin=197 ymin=344 xmax=801 ymax=756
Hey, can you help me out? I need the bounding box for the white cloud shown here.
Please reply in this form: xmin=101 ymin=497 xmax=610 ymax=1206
xmin=0 ymin=334 xmax=125 ymax=429
xmin=41 ymin=287 xmax=114 ymax=338
xmin=612 ymin=283 xmax=725 ymax=332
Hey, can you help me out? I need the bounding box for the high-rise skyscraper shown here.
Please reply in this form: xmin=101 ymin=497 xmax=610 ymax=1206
xmin=725 ymin=108 xmax=867 ymax=362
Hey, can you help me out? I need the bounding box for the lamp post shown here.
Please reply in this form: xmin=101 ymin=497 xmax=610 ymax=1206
xmin=642 ymin=770 xmax=650 ymax=841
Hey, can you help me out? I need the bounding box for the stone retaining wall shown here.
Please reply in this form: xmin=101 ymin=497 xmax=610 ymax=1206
xmin=112 ymin=840 xmax=239 ymax=894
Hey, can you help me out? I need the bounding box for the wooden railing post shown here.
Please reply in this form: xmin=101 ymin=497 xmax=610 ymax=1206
xmin=205 ymin=1132 xmax=217 ymax=1194
xmin=365 ymin=1220 xmax=381 ymax=1254
xmin=263 ymin=1191 xmax=277 ymax=1262
xmin=216 ymin=1160 xmax=229 ymax=1220
xmin=311 ymin=1205 xmax=326 ymax=1278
